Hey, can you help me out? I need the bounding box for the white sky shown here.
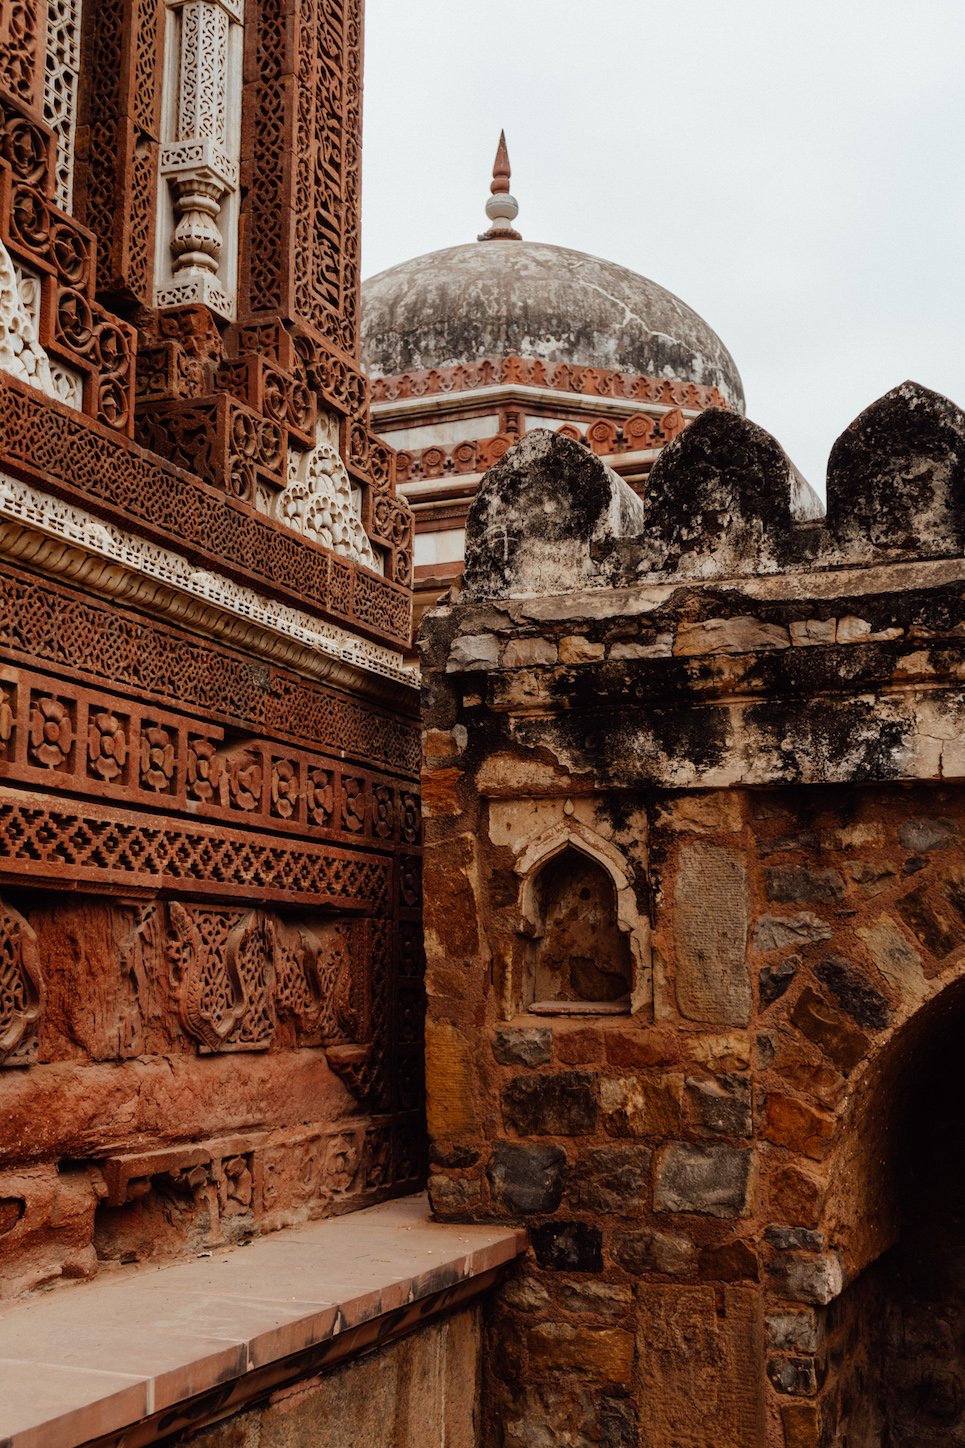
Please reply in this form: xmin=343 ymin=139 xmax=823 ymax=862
xmin=360 ymin=0 xmax=965 ymax=496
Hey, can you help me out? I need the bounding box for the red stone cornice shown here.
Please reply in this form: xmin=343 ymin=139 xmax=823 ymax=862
xmin=370 ymin=355 xmax=728 ymax=410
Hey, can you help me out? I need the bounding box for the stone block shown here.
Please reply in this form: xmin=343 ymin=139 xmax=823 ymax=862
xmin=674 ymin=844 xmax=751 ymax=1026
xmin=500 ymin=1273 xmax=552 ymax=1313
xmin=767 ymin=1355 xmax=820 ymax=1396
xmin=765 ymin=867 xmax=844 ymax=905
xmin=813 ymin=956 xmax=891 ymax=1030
xmin=637 ymin=1285 xmax=766 ymax=1445
xmin=685 ymin=1033 xmax=750 ymax=1072
xmin=899 ymin=817 xmax=957 ymax=853
xmin=502 ymin=1073 xmax=597 ymax=1136
xmin=763 ymin=1095 xmax=835 ymax=1162
xmin=502 ymin=637 xmax=558 ymax=668
xmin=766 ymin=1310 xmax=821 ymax=1353
xmin=674 ymin=617 xmax=790 ymax=656
xmin=662 ymin=791 xmax=744 ymax=835
xmin=781 ymin=1402 xmax=824 ymax=1448
xmin=425 ymin=1019 xmax=478 ymax=1138
xmin=487 ymin=1143 xmax=565 ymax=1215
xmin=765 ymin=1165 xmax=823 ymax=1229
xmin=554 ymin=1279 xmax=633 ymax=1320
xmin=554 ymin=1025 xmax=603 ymax=1065
xmin=847 ymin=859 xmax=896 ymax=896
xmin=566 ymin=1146 xmax=651 ymax=1214
xmin=446 ymin=633 xmax=499 ymax=671
xmin=608 ymin=636 xmax=674 ymax=660
xmin=427 ymin=1173 xmax=483 ymax=1215
xmin=492 ymin=1027 xmax=552 ymax=1068
xmin=604 ymin=1026 xmax=680 ymax=1067
xmin=835 ymin=615 xmax=872 ymax=643
xmin=525 ymin=1322 xmax=634 ymax=1383
xmin=423 ymin=726 xmax=467 ymax=760
xmin=653 ymin=1143 xmax=752 ymax=1217
xmin=599 ymin=1395 xmax=637 ymax=1448
xmin=421 ymin=767 xmax=464 ymax=818
xmin=753 ymin=913 xmax=832 ymax=952
xmin=759 ymin=958 xmax=798 ymax=1007
xmin=790 ymin=988 xmax=869 ymax=1073
xmin=558 ymin=636 xmax=605 ymax=664
xmin=423 ymin=834 xmax=480 ymax=961
xmin=501 ymin=1383 xmax=597 ymax=1448
xmin=698 ymin=1238 xmax=759 ymax=1282
xmin=768 ymin=1254 xmax=843 ymax=1306
xmin=613 ymin=1228 xmax=695 ymax=1277
xmin=764 ymin=1226 xmax=825 ymax=1252
xmin=856 ymin=916 xmax=927 ymax=1003
xmin=789 ymin=619 xmax=836 ymax=646
xmin=684 ymin=1074 xmax=753 ymax=1136
xmin=531 ymin=1221 xmax=603 ymax=1272
xmin=896 ymin=884 xmax=961 ymax=960
xmin=600 ymin=1074 xmax=681 ymax=1137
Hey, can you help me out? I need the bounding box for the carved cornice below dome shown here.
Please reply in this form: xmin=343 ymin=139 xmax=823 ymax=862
xmin=370 ymin=356 xmax=728 ymax=411
xmin=394 ymin=409 xmax=693 ymax=486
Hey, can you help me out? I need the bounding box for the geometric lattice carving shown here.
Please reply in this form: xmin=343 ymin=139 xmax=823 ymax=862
xmin=42 ymin=0 xmax=83 ymax=209
xmin=0 ymin=896 xmax=43 ymax=1066
xmin=0 ymin=791 xmax=393 ymax=909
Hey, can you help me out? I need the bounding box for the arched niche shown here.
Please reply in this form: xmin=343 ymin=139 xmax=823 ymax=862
xmin=514 ymin=825 xmax=646 ymax=1016
xmin=818 ymin=975 xmax=965 ymax=1443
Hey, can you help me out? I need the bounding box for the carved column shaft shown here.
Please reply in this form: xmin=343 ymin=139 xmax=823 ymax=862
xmin=156 ymin=0 xmax=241 ymax=318
xmin=240 ymin=0 xmax=363 ymax=354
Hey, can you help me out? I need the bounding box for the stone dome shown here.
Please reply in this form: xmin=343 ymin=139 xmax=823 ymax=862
xmin=361 ymin=239 xmax=746 ymax=412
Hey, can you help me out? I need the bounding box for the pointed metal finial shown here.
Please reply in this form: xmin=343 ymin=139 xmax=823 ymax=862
xmin=479 ymin=130 xmax=521 ymax=240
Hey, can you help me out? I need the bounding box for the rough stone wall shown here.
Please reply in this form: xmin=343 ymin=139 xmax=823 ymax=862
xmin=420 ymin=399 xmax=965 ymax=1447
xmin=182 ymin=1304 xmax=481 ymax=1448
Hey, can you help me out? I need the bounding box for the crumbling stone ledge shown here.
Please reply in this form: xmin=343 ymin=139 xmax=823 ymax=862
xmin=0 ymin=1194 xmax=525 ymax=1447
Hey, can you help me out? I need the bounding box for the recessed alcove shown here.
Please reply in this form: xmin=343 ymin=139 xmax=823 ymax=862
xmin=523 ymin=845 xmax=632 ymax=1015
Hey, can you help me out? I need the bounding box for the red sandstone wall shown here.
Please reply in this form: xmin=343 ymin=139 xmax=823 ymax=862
xmin=0 ymin=0 xmax=425 ymax=1300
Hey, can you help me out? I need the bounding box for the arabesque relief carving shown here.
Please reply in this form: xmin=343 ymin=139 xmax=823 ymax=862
xmin=0 ymin=896 xmax=43 ymax=1065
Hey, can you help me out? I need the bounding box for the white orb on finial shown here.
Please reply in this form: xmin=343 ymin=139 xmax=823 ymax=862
xmin=485 ymin=192 xmax=519 ymax=226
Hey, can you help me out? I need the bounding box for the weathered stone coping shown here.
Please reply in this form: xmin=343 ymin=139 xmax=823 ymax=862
xmin=0 ymin=1194 xmax=525 ymax=1448
xmin=444 ymin=554 xmax=965 ymax=627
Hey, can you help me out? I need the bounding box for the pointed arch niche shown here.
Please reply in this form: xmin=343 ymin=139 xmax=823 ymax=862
xmin=513 ymin=822 xmax=649 ymax=1017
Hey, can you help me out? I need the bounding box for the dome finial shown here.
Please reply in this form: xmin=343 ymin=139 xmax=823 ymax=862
xmin=479 ymin=130 xmax=521 ymax=241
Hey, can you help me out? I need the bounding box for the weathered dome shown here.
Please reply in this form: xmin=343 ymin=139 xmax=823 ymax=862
xmin=361 ymin=239 xmax=745 ymax=412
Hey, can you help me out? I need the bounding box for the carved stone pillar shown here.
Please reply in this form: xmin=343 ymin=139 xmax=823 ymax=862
xmin=156 ymin=0 xmax=241 ymax=318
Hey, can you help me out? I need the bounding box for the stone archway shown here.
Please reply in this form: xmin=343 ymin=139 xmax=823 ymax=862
xmin=817 ymin=976 xmax=965 ymax=1445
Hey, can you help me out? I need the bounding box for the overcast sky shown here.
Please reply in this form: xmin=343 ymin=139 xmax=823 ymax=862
xmin=360 ymin=0 xmax=965 ymax=496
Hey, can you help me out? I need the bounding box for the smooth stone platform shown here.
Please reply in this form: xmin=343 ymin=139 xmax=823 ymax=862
xmin=0 ymin=1194 xmax=525 ymax=1447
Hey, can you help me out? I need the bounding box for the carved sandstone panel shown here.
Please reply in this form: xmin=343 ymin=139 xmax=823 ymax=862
xmin=0 ymin=896 xmax=43 ymax=1065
